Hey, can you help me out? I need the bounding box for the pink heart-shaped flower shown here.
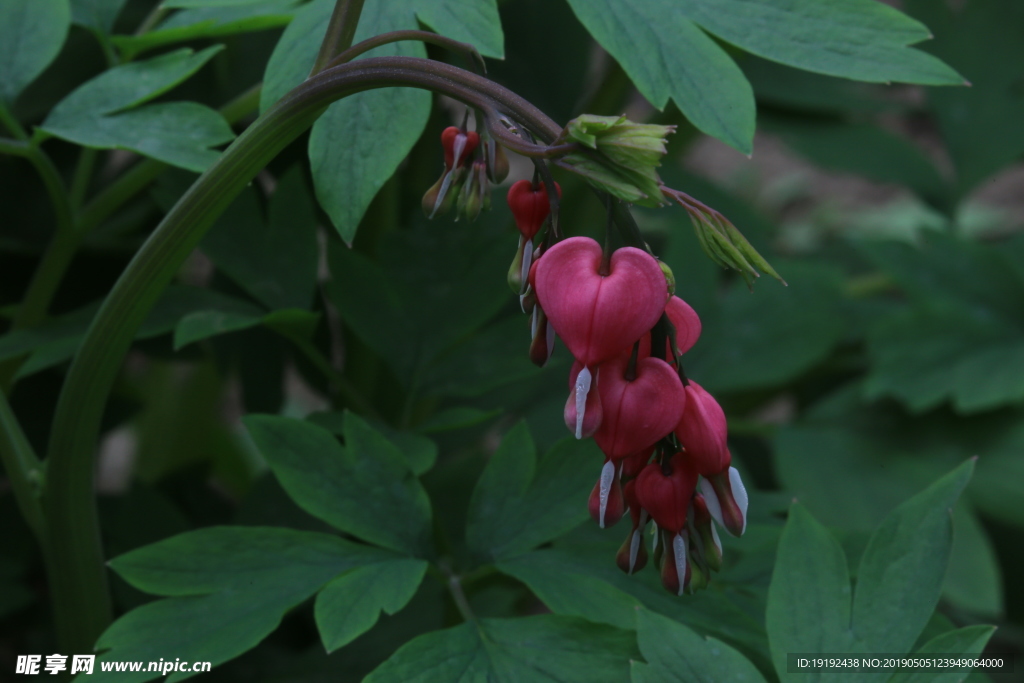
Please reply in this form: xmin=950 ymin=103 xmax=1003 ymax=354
xmin=535 ymin=237 xmax=667 ymax=367
xmin=593 ymin=355 xmax=686 ymax=458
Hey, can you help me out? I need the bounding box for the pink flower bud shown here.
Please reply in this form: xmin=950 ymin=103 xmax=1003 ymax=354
xmin=534 ymin=236 xmax=667 ymax=367
xmin=674 ymin=381 xmax=729 ymax=476
xmin=593 ymin=355 xmax=685 ymax=459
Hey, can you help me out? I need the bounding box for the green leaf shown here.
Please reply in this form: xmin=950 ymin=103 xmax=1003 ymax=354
xmin=56 ymin=101 xmax=233 ymax=172
xmin=865 ymin=301 xmax=1024 ymax=413
xmin=325 ymin=223 xmax=509 ymax=381
xmin=905 ymin=0 xmax=1024 ymax=194
xmin=677 ymin=0 xmax=964 ymax=86
xmin=99 ymin=527 xmax=396 ymax=683
xmin=201 ymin=168 xmax=319 ymax=310
xmin=112 ymin=0 xmax=299 ymax=59
xmin=173 ymin=309 xmax=263 ymax=349
xmin=889 ymin=625 xmax=996 ymax=683
xmin=261 ymin=0 xmax=502 ymax=242
xmin=40 ymin=47 xmax=232 ymax=171
xmin=0 ymin=0 xmax=71 ymax=104
xmin=466 ymin=423 xmax=601 ymax=561
xmin=44 ymin=46 xmax=222 ymax=118
xmin=261 ymin=0 xmax=502 ymax=111
xmin=109 ymin=526 xmax=392 ymax=596
xmin=306 ymin=410 xmax=438 ymax=476
xmin=860 ymin=236 xmax=1024 ymax=413
xmin=631 ymin=609 xmax=767 ymax=683
xmin=766 ymin=503 xmax=853 ymax=681
xmin=0 ymin=285 xmax=261 ymax=377
xmin=420 ymin=315 xmax=541 ymax=399
xmin=314 ymin=557 xmax=428 ymax=652
xmin=244 ymin=413 xmax=433 ymax=556
xmin=309 ymin=65 xmax=429 ymax=244
xmin=686 ymin=262 xmax=846 ymax=393
xmin=565 ymin=0 xmax=755 ymax=154
xmin=93 ymin=590 xmax=287 ymax=682
xmin=495 ymin=545 xmax=768 ymax=658
xmin=364 ymin=615 xmax=638 ymax=683
xmin=851 ymin=460 xmax=974 ymax=656
xmin=497 ymin=551 xmax=642 ymax=630
xmin=164 ymin=0 xmax=279 ymax=6
xmin=71 ymin=0 xmax=126 ymax=34
xmin=944 ymin=504 xmax=1003 ymax=617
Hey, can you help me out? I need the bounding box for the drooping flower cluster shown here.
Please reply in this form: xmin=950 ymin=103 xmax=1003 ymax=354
xmin=517 ymin=228 xmax=748 ymax=596
xmin=422 ymin=123 xmax=508 ymax=222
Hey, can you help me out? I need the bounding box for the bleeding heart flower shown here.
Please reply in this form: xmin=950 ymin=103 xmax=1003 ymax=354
xmin=441 ymin=126 xmax=479 ymax=169
xmin=534 ymin=236 xmax=667 ymax=368
xmin=700 ymin=466 xmax=748 ymax=537
xmin=674 ymin=381 xmax=728 ymax=476
xmin=634 ymin=452 xmax=698 ymax=534
xmin=593 ymin=355 xmax=685 ymax=459
xmin=507 ymin=180 xmax=560 ymax=240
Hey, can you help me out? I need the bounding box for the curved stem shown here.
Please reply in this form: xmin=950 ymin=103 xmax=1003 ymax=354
xmin=325 ymin=30 xmax=487 ymax=75
xmin=0 ymin=389 xmax=44 ymax=542
xmin=42 ymin=55 xmax=564 ymax=653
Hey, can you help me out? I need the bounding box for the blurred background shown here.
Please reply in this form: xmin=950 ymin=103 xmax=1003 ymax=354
xmin=1 ymin=0 xmax=1022 ymax=680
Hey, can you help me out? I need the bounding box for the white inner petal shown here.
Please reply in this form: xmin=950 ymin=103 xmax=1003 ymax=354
xmin=699 ymin=477 xmax=724 ymax=529
xmin=530 ymin=307 xmax=539 ymax=339
xmin=430 ymin=170 xmax=455 ymax=218
xmin=452 ymin=134 xmax=467 ymax=168
xmin=672 ymin=533 xmax=687 ymax=597
xmin=710 ymin=519 xmax=722 ymax=557
xmin=729 ymin=466 xmax=749 ymax=535
xmin=628 ymin=528 xmax=641 ymax=573
xmin=520 ymin=240 xmax=534 ymax=290
xmin=545 ymin=321 xmax=555 ymax=361
xmin=597 ymin=458 xmax=615 ymax=528
xmin=574 ymin=366 xmax=592 ymax=440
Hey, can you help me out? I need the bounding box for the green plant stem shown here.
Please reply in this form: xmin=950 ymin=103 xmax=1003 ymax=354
xmin=325 ymin=29 xmax=487 ymax=74
xmin=310 ymin=0 xmax=366 ymax=75
xmin=43 ymin=56 xmax=567 ymax=653
xmin=0 ymin=103 xmax=28 ymax=139
xmin=0 ymin=390 xmax=45 ymax=542
xmin=69 ymin=148 xmax=98 ymax=212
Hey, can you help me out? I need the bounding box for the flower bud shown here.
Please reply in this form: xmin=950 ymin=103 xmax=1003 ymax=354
xmin=691 ymin=493 xmax=723 ymax=571
xmin=674 ymin=381 xmax=729 ymax=476
xmin=699 ymin=466 xmax=748 ymax=537
xmin=507 ymin=180 xmax=560 ymax=240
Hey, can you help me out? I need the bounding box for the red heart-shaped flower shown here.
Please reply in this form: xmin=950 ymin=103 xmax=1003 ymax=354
xmin=593 ymin=355 xmax=686 ymax=458
xmin=634 ymin=452 xmax=698 ymax=534
xmin=535 ymin=237 xmax=667 ymax=367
